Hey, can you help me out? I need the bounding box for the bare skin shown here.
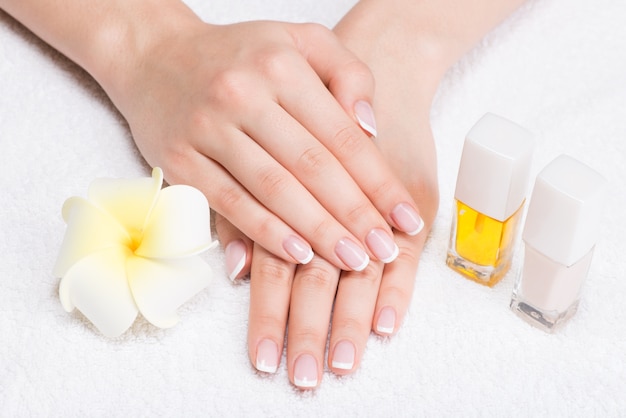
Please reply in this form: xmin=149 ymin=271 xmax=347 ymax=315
xmin=0 ymin=0 xmax=424 ymax=272
xmin=0 ymin=0 xmax=526 ymax=390
xmin=217 ymin=0 xmax=527 ymax=388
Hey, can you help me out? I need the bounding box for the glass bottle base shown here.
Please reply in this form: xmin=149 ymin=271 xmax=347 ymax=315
xmin=446 ymin=251 xmax=510 ymax=287
xmin=509 ymin=293 xmax=580 ymax=333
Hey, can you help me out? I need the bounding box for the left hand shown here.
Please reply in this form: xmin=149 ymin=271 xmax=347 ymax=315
xmin=215 ymin=114 xmax=439 ymax=387
xmin=215 ymin=0 xmax=447 ymax=389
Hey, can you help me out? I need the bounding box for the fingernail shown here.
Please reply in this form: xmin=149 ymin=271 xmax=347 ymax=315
xmin=332 ymin=340 xmax=356 ymax=370
xmin=283 ymin=235 xmax=314 ymax=264
xmin=391 ymin=203 xmax=424 ymax=236
xmin=255 ymin=339 xmax=279 ymax=374
xmin=335 ymin=238 xmax=370 ymax=271
xmin=225 ymin=239 xmax=247 ymax=281
xmin=354 ymin=100 xmax=377 ymax=138
xmin=294 ymin=354 xmax=318 ymax=388
xmin=376 ymin=307 xmax=396 ymax=335
xmin=366 ymin=229 xmax=399 ymax=263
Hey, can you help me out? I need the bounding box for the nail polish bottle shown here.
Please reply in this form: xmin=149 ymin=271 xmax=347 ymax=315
xmin=446 ymin=113 xmax=535 ymax=287
xmin=510 ymin=155 xmax=607 ymax=332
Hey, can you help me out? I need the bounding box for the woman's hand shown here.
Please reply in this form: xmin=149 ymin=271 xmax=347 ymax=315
xmin=216 ymin=0 xmax=511 ymax=388
xmin=1 ymin=0 xmax=423 ymax=271
xmin=215 ymin=15 xmax=442 ymax=382
xmin=104 ymin=7 xmax=424 ymax=272
xmin=216 ymin=114 xmax=438 ymax=388
xmin=217 ymin=0 xmax=527 ymax=388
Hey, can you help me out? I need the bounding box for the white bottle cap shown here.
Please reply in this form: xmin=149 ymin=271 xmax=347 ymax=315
xmin=454 ymin=113 xmax=535 ymax=221
xmin=523 ymin=154 xmax=607 ymax=266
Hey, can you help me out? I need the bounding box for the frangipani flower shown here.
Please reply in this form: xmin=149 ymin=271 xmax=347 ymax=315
xmin=54 ymin=168 xmax=218 ymax=337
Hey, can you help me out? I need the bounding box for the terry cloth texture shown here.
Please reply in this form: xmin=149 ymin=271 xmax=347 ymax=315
xmin=1 ymin=0 xmax=625 ymax=416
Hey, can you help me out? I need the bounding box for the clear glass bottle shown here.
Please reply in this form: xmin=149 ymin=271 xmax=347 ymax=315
xmin=510 ymin=155 xmax=607 ymax=332
xmin=446 ymin=113 xmax=535 ymax=287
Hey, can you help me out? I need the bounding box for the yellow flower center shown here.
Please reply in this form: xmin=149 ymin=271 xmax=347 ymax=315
xmin=127 ymin=228 xmax=143 ymax=253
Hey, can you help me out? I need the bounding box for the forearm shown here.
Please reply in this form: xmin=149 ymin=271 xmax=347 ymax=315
xmin=335 ymin=0 xmax=527 ymax=96
xmin=0 ymin=0 xmax=201 ymax=100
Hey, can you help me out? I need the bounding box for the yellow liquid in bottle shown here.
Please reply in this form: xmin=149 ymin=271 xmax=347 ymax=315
xmin=446 ymin=200 xmax=524 ymax=286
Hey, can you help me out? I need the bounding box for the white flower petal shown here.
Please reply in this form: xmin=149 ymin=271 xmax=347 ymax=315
xmin=53 ymin=197 xmax=130 ymax=278
xmin=135 ymin=184 xmax=216 ymax=259
xmin=59 ymin=246 xmax=138 ymax=338
xmin=88 ymin=167 xmax=163 ymax=235
xmin=126 ymin=255 xmax=212 ymax=328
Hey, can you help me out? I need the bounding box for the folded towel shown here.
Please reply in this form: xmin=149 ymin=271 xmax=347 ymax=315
xmin=1 ymin=0 xmax=625 ymax=415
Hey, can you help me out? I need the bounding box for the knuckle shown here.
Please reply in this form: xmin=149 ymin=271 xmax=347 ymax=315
xmin=332 ymin=316 xmax=370 ymax=336
xmin=332 ymin=125 xmax=367 ymax=159
xmin=209 ymin=68 xmax=250 ymax=107
xmin=353 ymin=261 xmax=384 ymax=283
xmin=214 ymin=183 xmax=244 ymax=214
xmin=157 ymin=146 xmax=189 ymax=175
xmin=254 ymin=256 xmax=294 ymax=287
xmin=368 ymin=177 xmax=397 ymax=206
xmin=382 ymin=283 xmax=411 ymax=307
xmin=256 ymin=47 xmax=296 ymax=81
xmin=300 ymin=22 xmax=331 ymax=37
xmin=289 ymin=324 xmax=324 ymax=344
xmin=154 ymin=146 xmax=200 ymax=187
xmin=296 ymin=146 xmax=331 ymax=177
xmin=396 ymin=243 xmax=420 ymax=268
xmin=309 ymin=217 xmax=334 ymax=243
xmin=248 ymin=215 xmax=276 ymax=243
xmin=344 ymin=200 xmax=374 ymax=225
xmin=256 ymin=166 xmax=290 ymax=200
xmin=252 ymin=312 xmax=285 ymax=331
xmin=294 ymin=22 xmax=333 ymax=47
xmin=340 ymin=58 xmax=374 ymax=86
xmin=297 ymin=259 xmax=339 ymax=291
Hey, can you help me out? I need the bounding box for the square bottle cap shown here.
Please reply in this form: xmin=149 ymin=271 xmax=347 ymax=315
xmin=454 ymin=113 xmax=535 ymax=221
xmin=523 ymin=154 xmax=608 ymax=266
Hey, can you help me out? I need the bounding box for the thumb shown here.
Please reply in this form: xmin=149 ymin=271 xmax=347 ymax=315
xmin=291 ymin=23 xmax=377 ymax=137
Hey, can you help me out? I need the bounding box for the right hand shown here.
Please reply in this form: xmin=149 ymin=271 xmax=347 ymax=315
xmin=104 ymin=11 xmax=423 ymax=271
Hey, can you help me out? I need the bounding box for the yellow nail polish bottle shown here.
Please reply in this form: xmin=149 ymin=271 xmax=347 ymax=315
xmin=446 ymin=113 xmax=535 ymax=287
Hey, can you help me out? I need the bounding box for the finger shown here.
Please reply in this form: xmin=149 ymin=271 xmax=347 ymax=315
xmin=235 ymin=100 xmax=400 ymax=266
xmin=294 ymin=24 xmax=378 ymax=137
xmin=247 ymin=243 xmax=296 ymax=375
xmin=195 ymin=124 xmax=375 ymax=271
xmin=287 ymin=256 xmax=340 ymax=389
xmin=213 ymin=213 xmax=253 ymax=281
xmin=328 ymin=260 xmax=384 ymax=375
xmin=164 ymin=150 xmax=314 ymax=267
xmin=373 ymin=230 xmax=428 ymax=336
xmin=283 ymin=25 xmax=425 ymax=237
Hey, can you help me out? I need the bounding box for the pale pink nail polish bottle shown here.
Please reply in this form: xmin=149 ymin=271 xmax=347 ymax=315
xmin=510 ymin=155 xmax=607 ymax=332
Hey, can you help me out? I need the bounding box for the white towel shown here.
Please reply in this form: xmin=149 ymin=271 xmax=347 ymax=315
xmin=1 ymin=0 xmax=625 ymax=415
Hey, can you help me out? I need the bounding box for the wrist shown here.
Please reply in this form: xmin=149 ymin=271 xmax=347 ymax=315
xmin=335 ymin=0 xmax=527 ymax=95
xmin=84 ymin=0 xmax=205 ymax=109
xmin=334 ymin=7 xmax=448 ymax=109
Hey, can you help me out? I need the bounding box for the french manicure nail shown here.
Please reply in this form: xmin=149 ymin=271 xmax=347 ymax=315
xmin=225 ymin=239 xmax=247 ymax=281
xmin=332 ymin=340 xmax=356 ymax=370
xmin=255 ymin=339 xmax=279 ymax=374
xmin=391 ymin=203 xmax=424 ymax=236
xmin=294 ymin=354 xmax=318 ymax=388
xmin=366 ymin=229 xmax=399 ymax=263
xmin=335 ymin=238 xmax=370 ymax=271
xmin=354 ymin=100 xmax=377 ymax=138
xmin=376 ymin=307 xmax=396 ymax=335
xmin=283 ymin=235 xmax=314 ymax=264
